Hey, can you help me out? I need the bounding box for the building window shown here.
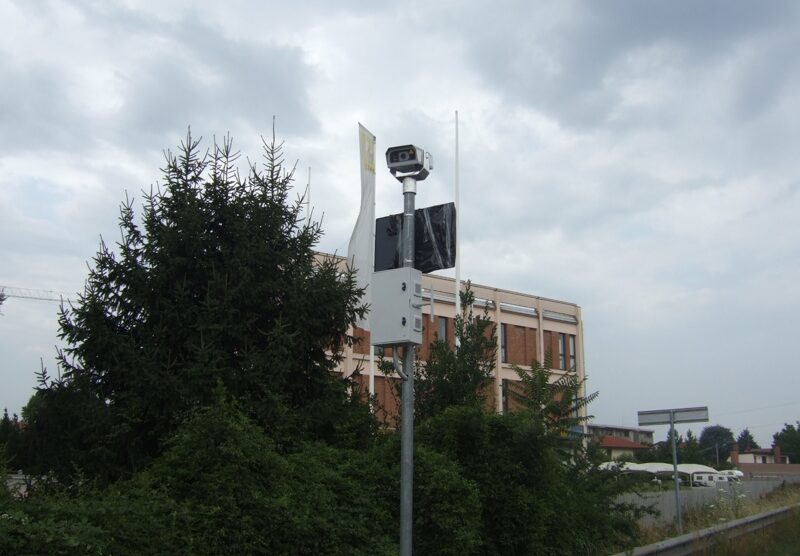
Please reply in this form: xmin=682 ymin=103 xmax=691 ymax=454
xmin=558 ymin=333 xmax=566 ymax=370
xmin=501 ymin=324 xmax=508 ymax=363
xmin=568 ymin=334 xmax=576 ymax=370
xmin=437 ymin=316 xmax=448 ymax=342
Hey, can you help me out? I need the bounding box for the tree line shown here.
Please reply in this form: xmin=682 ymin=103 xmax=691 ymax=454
xmin=617 ymin=423 xmax=800 ymax=468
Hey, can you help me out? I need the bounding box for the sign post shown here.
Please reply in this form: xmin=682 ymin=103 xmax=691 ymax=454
xmin=638 ymin=406 xmax=709 ymax=535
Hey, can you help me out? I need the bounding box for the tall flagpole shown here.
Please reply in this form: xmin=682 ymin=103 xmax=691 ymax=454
xmin=369 ymin=159 xmax=376 ymax=397
xmin=306 ymin=167 xmax=311 ymax=217
xmin=454 ymin=110 xmax=461 ymax=347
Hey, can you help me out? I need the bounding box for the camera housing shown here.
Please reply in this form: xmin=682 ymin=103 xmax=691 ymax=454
xmin=386 ymin=144 xmax=433 ymax=181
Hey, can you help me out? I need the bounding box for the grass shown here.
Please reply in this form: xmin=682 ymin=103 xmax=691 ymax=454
xmin=637 ymin=482 xmax=800 ymax=546
xmin=707 ymin=508 xmax=800 ymax=556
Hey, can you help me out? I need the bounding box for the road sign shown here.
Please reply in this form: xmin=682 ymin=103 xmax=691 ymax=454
xmin=637 ymin=405 xmax=709 ymax=536
xmin=638 ymin=406 xmax=709 ymax=426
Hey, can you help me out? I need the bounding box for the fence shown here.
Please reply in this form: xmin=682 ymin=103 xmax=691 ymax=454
xmin=618 ymin=476 xmax=800 ymax=527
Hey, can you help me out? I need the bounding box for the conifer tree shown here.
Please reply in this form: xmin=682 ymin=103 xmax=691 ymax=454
xmin=736 ymin=427 xmax=760 ymax=451
xmin=774 ymin=422 xmax=800 ymax=462
xmin=22 ymin=132 xmax=371 ymax=480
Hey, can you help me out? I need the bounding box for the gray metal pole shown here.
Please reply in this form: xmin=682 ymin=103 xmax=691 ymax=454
xmin=670 ymin=411 xmax=683 ymax=535
xmin=400 ymin=176 xmax=417 ymax=556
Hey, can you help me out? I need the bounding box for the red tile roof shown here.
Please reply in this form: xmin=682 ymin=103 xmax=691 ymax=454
xmin=600 ymin=436 xmax=648 ymax=450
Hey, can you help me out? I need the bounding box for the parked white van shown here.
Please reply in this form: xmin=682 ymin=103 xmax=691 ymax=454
xmin=691 ymin=472 xmax=728 ymax=487
xmin=720 ymin=469 xmax=744 ymax=481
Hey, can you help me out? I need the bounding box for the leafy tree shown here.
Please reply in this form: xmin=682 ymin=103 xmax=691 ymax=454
xmin=699 ymin=425 xmax=735 ymax=466
xmin=510 ymin=357 xmax=597 ymax=447
xmin=18 ymin=132 xmax=372 ymax=481
xmin=0 ymin=289 xmax=6 ymax=312
xmin=413 ymin=283 xmax=497 ymax=420
xmin=736 ymin=427 xmax=760 ymax=451
xmin=773 ymin=421 xmax=800 ymax=462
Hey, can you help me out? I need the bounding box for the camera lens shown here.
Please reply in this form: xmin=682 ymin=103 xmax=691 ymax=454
xmin=398 ymin=152 xmax=409 ymax=161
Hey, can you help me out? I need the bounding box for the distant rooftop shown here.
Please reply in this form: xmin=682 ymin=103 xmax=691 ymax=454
xmin=600 ymin=436 xmax=649 ymax=450
xmin=589 ymin=423 xmax=655 ymax=433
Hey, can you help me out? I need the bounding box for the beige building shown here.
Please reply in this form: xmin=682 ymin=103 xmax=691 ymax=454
xmin=337 ymin=269 xmax=586 ymax=423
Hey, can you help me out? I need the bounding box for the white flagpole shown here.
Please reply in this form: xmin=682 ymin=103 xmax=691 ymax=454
xmin=454 ymin=110 xmax=461 ymax=347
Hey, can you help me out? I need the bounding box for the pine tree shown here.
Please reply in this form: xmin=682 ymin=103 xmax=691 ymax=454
xmin=21 ymin=132 xmax=371 ymax=481
xmin=736 ymin=428 xmax=760 ymax=451
xmin=682 ymin=430 xmax=705 ymax=464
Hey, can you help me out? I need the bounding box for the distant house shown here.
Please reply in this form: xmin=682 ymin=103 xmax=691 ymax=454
xmin=725 ymin=443 xmax=800 ymax=477
xmin=598 ymin=436 xmax=650 ymax=460
xmin=730 ymin=444 xmax=790 ymax=465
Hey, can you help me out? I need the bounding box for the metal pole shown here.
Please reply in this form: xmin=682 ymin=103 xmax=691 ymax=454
xmin=400 ymin=176 xmax=417 ymax=556
xmin=670 ymin=411 xmax=683 ymax=535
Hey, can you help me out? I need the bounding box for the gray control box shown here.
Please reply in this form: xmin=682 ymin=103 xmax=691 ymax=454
xmin=370 ymin=267 xmax=423 ymax=346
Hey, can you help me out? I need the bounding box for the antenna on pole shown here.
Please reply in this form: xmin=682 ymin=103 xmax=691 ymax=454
xmin=305 ymin=166 xmax=311 ymax=218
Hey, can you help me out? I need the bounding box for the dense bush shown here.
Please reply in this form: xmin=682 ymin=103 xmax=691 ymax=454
xmin=416 ymin=407 xmax=640 ymax=555
xmin=1 ymin=400 xmax=397 ymax=555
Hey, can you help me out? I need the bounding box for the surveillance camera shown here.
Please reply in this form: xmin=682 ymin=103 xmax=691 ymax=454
xmin=386 ymin=144 xmax=433 ymax=181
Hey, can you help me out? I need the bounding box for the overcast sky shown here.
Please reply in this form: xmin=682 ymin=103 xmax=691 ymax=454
xmin=2 ymin=0 xmax=800 ymax=448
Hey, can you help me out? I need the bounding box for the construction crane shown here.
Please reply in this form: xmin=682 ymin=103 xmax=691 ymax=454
xmin=0 ymin=285 xmax=76 ymax=304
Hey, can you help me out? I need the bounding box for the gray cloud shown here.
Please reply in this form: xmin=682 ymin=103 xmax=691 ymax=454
xmin=452 ymin=1 xmax=800 ymax=128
